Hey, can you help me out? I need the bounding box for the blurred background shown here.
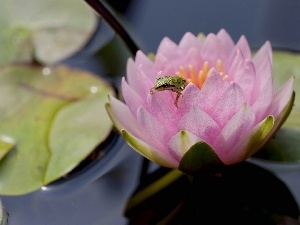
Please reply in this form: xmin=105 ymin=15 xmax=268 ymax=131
xmin=107 ymin=0 xmax=300 ymax=53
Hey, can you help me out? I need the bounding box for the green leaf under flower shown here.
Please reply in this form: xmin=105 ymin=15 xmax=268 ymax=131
xmin=179 ymin=141 xmax=224 ymax=175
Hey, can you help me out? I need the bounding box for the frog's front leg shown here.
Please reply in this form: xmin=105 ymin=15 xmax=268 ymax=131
xmin=174 ymin=91 xmax=182 ymax=107
xmin=150 ymin=87 xmax=155 ymax=94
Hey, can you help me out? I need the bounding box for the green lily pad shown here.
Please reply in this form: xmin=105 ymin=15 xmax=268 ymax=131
xmin=258 ymin=127 xmax=300 ymax=162
xmin=0 ymin=64 xmax=115 ymax=195
xmin=255 ymin=51 xmax=300 ymax=162
xmin=0 ymin=135 xmax=15 ymax=160
xmin=0 ymin=0 xmax=97 ymax=65
xmin=272 ymin=51 xmax=300 ymax=127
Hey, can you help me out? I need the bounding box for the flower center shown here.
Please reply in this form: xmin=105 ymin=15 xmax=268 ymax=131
xmin=175 ymin=59 xmax=227 ymax=88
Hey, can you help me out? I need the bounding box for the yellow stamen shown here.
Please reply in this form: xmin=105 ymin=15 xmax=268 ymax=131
xmin=216 ymin=59 xmax=224 ymax=72
xmin=198 ymin=70 xmax=205 ymax=88
xmin=202 ymin=61 xmax=209 ymax=78
xmin=189 ymin=65 xmax=197 ymax=84
xmin=176 ymin=66 xmax=188 ymax=80
xmin=175 ymin=59 xmax=228 ymax=89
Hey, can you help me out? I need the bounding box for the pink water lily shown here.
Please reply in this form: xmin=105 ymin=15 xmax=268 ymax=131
xmin=106 ymin=29 xmax=294 ymax=174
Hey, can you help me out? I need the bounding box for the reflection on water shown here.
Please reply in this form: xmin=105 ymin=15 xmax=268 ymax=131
xmin=125 ymin=162 xmax=300 ymax=225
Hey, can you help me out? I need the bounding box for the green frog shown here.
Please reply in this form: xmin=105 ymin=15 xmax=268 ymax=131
xmin=150 ymin=76 xmax=187 ymax=107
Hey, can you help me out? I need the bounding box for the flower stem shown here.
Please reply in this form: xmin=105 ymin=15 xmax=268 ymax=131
xmin=125 ymin=169 xmax=183 ymax=211
xmin=84 ymin=0 xmax=140 ymax=56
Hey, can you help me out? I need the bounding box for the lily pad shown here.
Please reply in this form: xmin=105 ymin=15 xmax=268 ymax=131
xmin=258 ymin=127 xmax=300 ymax=162
xmin=0 ymin=0 xmax=97 ymax=65
xmin=0 ymin=136 xmax=15 ymax=161
xmin=272 ymin=51 xmax=300 ymax=127
xmin=0 ymin=64 xmax=115 ymax=195
xmin=256 ymin=50 xmax=300 ymax=162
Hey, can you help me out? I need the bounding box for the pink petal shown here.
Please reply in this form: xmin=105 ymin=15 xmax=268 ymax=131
xmin=122 ymin=77 xmax=147 ymax=117
xmin=234 ymin=60 xmax=256 ymax=103
xmin=133 ymin=65 xmax=155 ymax=100
xmin=108 ymin=96 xmax=146 ymax=140
xmin=252 ymin=42 xmax=273 ymax=97
xmin=213 ymin=103 xmax=255 ymax=163
xmin=253 ymin=41 xmax=272 ymax=66
xmin=122 ymin=130 xmax=178 ymax=168
xmin=182 ymin=47 xmax=204 ymax=72
xmin=227 ymin=49 xmax=245 ymax=82
xmin=127 ymin=51 xmax=157 ymax=98
xmin=137 ymin=106 xmax=175 ymax=153
xmin=265 ymin=77 xmax=294 ymax=142
xmin=179 ymin=32 xmax=202 ymax=52
xmin=179 ymin=107 xmax=220 ymax=145
xmin=148 ymin=87 xmax=177 ymax=108
xmin=154 ymin=53 xmax=169 ymax=73
xmin=251 ymin=77 xmax=274 ymax=123
xmin=212 ymin=82 xmax=246 ymax=128
xmin=126 ymin=58 xmax=138 ymax=89
xmin=201 ymin=33 xmax=226 ymax=66
xmin=225 ymin=116 xmax=274 ymax=164
xmin=155 ymin=53 xmax=181 ymax=75
xmin=178 ymin=83 xmax=207 ymax=115
xmin=127 ymin=50 xmax=156 ymax=88
xmin=147 ymin=91 xmax=181 ymax=132
xmin=168 ymin=130 xmax=202 ymax=161
xmin=135 ymin=50 xmax=156 ymax=69
xmin=156 ymin=37 xmax=180 ymax=60
xmin=201 ymin=69 xmax=230 ymax=113
xmin=217 ymin=29 xmax=235 ymax=57
xmin=231 ymin=35 xmax=251 ymax=60
xmin=269 ymin=76 xmax=294 ymax=121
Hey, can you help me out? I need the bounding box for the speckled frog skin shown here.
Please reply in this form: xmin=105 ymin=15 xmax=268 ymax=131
xmin=150 ymin=76 xmax=187 ymax=107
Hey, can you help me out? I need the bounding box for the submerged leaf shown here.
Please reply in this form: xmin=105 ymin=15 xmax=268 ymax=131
xmin=0 ymin=0 xmax=97 ymax=65
xmin=0 ymin=64 xmax=115 ymax=195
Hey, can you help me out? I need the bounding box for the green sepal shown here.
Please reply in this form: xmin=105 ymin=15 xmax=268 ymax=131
xmin=179 ymin=141 xmax=224 ymax=175
xmin=243 ymin=115 xmax=275 ymax=159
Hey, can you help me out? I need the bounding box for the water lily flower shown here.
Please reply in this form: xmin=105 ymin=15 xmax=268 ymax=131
xmin=106 ymin=29 xmax=294 ymax=174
